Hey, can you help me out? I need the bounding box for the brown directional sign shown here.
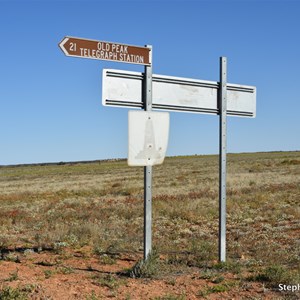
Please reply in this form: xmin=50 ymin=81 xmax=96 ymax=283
xmin=59 ymin=36 xmax=151 ymax=65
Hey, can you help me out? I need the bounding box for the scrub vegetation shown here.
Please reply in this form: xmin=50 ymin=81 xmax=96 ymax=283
xmin=0 ymin=151 xmax=299 ymax=299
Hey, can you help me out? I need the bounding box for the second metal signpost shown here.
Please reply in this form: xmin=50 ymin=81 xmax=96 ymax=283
xmin=219 ymin=57 xmax=227 ymax=262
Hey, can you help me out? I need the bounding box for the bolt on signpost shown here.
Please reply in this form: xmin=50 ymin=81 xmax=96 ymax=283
xmin=59 ymin=36 xmax=257 ymax=263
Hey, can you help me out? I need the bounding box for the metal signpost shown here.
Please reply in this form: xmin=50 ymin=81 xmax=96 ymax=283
xmin=143 ymin=45 xmax=153 ymax=260
xmin=59 ymin=36 xmax=257 ymax=262
xmin=59 ymin=37 xmax=154 ymax=261
xmin=219 ymin=57 xmax=227 ymax=262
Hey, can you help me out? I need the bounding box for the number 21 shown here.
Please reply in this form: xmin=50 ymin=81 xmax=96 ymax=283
xmin=70 ymin=42 xmax=76 ymax=51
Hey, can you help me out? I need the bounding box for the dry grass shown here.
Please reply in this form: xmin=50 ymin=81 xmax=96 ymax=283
xmin=0 ymin=151 xmax=300 ymax=298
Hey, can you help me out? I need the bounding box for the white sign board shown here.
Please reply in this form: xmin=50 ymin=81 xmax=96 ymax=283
xmin=128 ymin=111 xmax=169 ymax=166
xmin=102 ymin=69 xmax=256 ymax=117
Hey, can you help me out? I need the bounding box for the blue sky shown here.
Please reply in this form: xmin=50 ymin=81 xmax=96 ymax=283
xmin=0 ymin=0 xmax=299 ymax=165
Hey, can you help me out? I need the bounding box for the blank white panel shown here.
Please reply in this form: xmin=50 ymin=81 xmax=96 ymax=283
xmin=103 ymin=69 xmax=256 ymax=117
xmin=128 ymin=111 xmax=169 ymax=166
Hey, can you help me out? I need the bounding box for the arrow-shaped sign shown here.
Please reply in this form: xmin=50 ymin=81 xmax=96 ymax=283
xmin=59 ymin=36 xmax=151 ymax=66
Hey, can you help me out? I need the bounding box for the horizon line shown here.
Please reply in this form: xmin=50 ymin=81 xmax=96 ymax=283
xmin=1 ymin=150 xmax=299 ymax=168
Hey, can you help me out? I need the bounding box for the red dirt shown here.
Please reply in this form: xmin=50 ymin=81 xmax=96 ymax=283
xmin=0 ymin=248 xmax=284 ymax=299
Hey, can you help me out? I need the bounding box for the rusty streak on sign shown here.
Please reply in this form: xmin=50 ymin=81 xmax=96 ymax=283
xmin=59 ymin=36 xmax=151 ymax=66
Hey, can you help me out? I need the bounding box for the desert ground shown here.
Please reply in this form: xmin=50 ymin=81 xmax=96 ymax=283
xmin=0 ymin=151 xmax=299 ymax=299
